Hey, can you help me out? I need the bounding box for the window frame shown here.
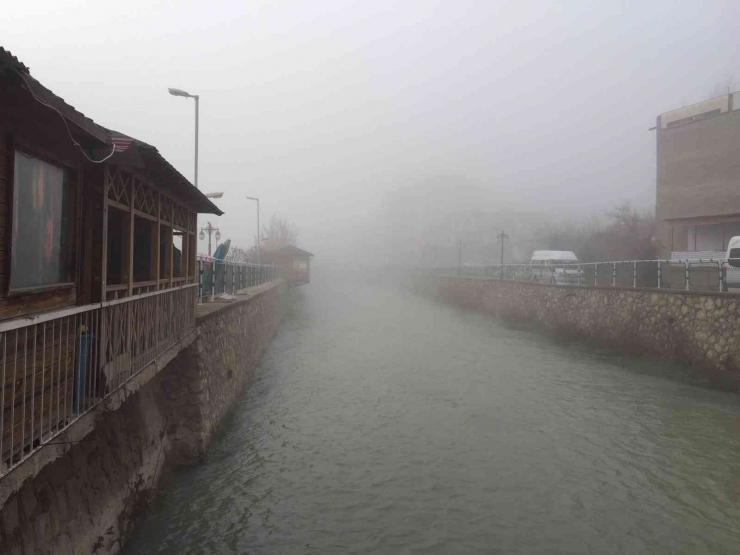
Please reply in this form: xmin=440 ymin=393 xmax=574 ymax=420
xmin=5 ymin=139 xmax=78 ymax=297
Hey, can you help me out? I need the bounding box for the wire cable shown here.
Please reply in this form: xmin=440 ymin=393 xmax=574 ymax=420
xmin=10 ymin=67 xmax=116 ymax=164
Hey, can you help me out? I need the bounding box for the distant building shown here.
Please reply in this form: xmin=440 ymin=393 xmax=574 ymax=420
xmin=261 ymin=245 xmax=313 ymax=286
xmin=656 ymin=91 xmax=740 ymax=259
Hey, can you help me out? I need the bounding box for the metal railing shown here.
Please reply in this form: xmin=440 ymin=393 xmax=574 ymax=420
xmin=196 ymin=256 xmax=281 ymax=302
xmin=0 ymin=284 xmax=196 ymax=476
xmin=435 ymin=258 xmax=740 ymax=293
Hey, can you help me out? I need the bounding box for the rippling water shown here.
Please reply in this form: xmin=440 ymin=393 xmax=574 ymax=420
xmin=127 ymin=270 xmax=740 ymax=554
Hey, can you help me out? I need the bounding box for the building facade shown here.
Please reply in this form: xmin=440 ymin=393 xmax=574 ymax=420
xmin=0 ymin=47 xmax=222 ymax=473
xmin=656 ymin=91 xmax=740 ymax=259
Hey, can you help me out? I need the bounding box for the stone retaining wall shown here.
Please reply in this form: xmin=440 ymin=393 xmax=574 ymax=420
xmin=420 ymin=276 xmax=740 ymax=389
xmin=0 ymin=280 xmax=288 ymax=554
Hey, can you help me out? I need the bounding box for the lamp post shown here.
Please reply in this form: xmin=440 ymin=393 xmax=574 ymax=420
xmin=458 ymin=240 xmax=463 ymax=277
xmin=199 ymin=222 xmax=221 ymax=257
xmin=168 ymin=87 xmax=200 ymax=189
xmin=497 ymin=230 xmax=509 ymax=280
xmin=204 ymin=192 xmax=223 ymax=199
xmin=246 ymin=197 xmax=260 ymax=265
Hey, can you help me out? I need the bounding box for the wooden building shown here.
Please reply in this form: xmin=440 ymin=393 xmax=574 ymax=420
xmin=262 ymin=244 xmax=313 ymax=286
xmin=0 ymin=47 xmax=222 ymax=472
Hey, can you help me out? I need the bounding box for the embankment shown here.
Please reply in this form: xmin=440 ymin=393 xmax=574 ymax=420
xmin=416 ymin=276 xmax=740 ymax=389
xmin=0 ymin=281 xmax=287 ymax=555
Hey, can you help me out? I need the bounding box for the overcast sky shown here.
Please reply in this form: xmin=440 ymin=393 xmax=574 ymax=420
xmin=3 ymin=1 xmax=739 ymax=260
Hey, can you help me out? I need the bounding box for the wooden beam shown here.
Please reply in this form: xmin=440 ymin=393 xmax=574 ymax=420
xmin=101 ymin=171 xmax=109 ymax=301
xmin=127 ymin=177 xmax=135 ymax=297
xmin=154 ymin=190 xmax=160 ymax=288
xmin=108 ymin=199 xmax=130 ymax=213
xmin=182 ymin=231 xmax=189 ymax=281
xmin=134 ymin=208 xmax=157 ymax=223
xmin=169 ymin=200 xmax=174 ymax=288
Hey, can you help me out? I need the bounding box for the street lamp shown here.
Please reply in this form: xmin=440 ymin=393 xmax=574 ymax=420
xmin=168 ymin=87 xmax=200 ymax=189
xmin=199 ymin=221 xmax=220 ymax=256
xmin=204 ymin=191 xmax=223 ymax=199
xmin=246 ymin=196 xmax=260 ymax=265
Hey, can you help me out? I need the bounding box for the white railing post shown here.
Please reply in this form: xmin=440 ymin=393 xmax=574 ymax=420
xmin=685 ymin=261 xmax=690 ymax=291
xmin=197 ymin=259 xmax=203 ymax=303
xmin=633 ymin=261 xmax=637 ymax=288
xmin=210 ymin=259 xmax=215 ymax=302
xmin=719 ymin=261 xmax=724 ymax=293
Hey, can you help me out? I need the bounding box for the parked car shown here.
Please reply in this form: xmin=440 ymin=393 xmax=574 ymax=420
xmin=723 ymin=236 xmax=740 ymax=290
xmin=530 ymin=250 xmax=581 ymax=284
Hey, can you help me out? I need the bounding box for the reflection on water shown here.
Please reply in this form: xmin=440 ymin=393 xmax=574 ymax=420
xmin=127 ymin=270 xmax=740 ymax=555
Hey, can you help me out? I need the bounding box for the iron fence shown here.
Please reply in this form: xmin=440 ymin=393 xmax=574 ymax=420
xmin=196 ymin=256 xmax=281 ymax=302
xmin=0 ymin=284 xmax=196 ymax=476
xmin=436 ymin=258 xmax=740 ymax=293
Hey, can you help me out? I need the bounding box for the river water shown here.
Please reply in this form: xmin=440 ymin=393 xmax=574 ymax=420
xmin=127 ymin=271 xmax=740 ymax=554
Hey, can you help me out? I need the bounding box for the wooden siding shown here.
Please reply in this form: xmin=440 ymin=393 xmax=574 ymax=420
xmin=1 ymin=325 xmax=75 ymax=466
xmin=0 ymin=129 xmax=7 ymax=295
xmin=0 ymin=76 xmax=82 ymax=319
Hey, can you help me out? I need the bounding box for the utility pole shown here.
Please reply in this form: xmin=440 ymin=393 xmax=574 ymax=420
xmin=246 ymin=197 xmax=260 ymax=265
xmin=497 ymin=230 xmax=509 ymax=280
xmin=458 ymin=240 xmax=463 ymax=277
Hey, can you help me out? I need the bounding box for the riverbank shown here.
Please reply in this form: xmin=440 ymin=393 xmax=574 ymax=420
xmin=0 ymin=281 xmax=288 ymax=555
xmin=413 ymin=275 xmax=740 ymax=390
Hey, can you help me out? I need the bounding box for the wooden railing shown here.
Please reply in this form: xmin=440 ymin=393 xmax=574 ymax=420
xmin=0 ymin=284 xmax=196 ymax=475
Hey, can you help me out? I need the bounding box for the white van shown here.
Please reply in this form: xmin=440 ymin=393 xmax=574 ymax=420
xmin=530 ymin=250 xmax=580 ymax=284
xmin=724 ymin=237 xmax=740 ymax=290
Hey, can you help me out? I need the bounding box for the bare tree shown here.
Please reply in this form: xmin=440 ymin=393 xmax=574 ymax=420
xmin=261 ymin=214 xmax=300 ymax=251
xmin=534 ymin=201 xmax=657 ymax=262
xmin=224 ymin=246 xmax=250 ymax=263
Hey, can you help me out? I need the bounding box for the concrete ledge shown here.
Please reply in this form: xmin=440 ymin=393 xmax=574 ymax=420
xmin=195 ymin=280 xmax=285 ymax=323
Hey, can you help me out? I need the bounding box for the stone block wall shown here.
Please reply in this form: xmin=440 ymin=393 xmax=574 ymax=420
xmin=160 ymin=280 xmax=287 ymax=465
xmin=0 ymin=280 xmax=287 ymax=554
xmin=421 ymin=277 xmax=740 ymax=389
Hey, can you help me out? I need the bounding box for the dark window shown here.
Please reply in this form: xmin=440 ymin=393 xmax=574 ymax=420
xmin=133 ymin=216 xmax=154 ymax=282
xmin=106 ymin=208 xmax=126 ymax=285
xmin=729 ymin=249 xmax=740 ymax=268
xmin=11 ymin=151 xmax=69 ymax=290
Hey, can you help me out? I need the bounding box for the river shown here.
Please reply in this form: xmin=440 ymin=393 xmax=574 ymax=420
xmin=126 ymin=270 xmax=740 ymax=554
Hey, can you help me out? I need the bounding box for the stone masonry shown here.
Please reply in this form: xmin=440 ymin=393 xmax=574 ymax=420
xmin=421 ymin=276 xmax=740 ymax=389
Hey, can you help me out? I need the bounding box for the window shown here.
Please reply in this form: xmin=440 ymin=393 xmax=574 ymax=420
xmin=106 ymin=208 xmax=126 ymax=285
xmin=173 ymin=232 xmax=184 ymax=278
xmin=11 ymin=152 xmax=70 ymax=290
xmin=729 ymin=249 xmax=740 ymax=268
xmin=694 ymin=224 xmax=722 ymax=251
xmin=133 ymin=216 xmax=155 ymax=282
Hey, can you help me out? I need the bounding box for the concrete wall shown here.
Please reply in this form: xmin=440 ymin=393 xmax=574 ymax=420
xmin=0 ymin=281 xmax=287 ymax=554
xmin=420 ymin=277 xmax=740 ymax=389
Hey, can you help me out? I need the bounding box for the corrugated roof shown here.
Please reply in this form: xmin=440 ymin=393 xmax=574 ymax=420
xmin=0 ymin=46 xmax=110 ymax=146
xmin=107 ymin=130 xmax=223 ymax=216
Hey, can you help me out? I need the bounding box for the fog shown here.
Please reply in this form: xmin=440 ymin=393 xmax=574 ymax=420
xmin=3 ymin=1 xmax=739 ymax=263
